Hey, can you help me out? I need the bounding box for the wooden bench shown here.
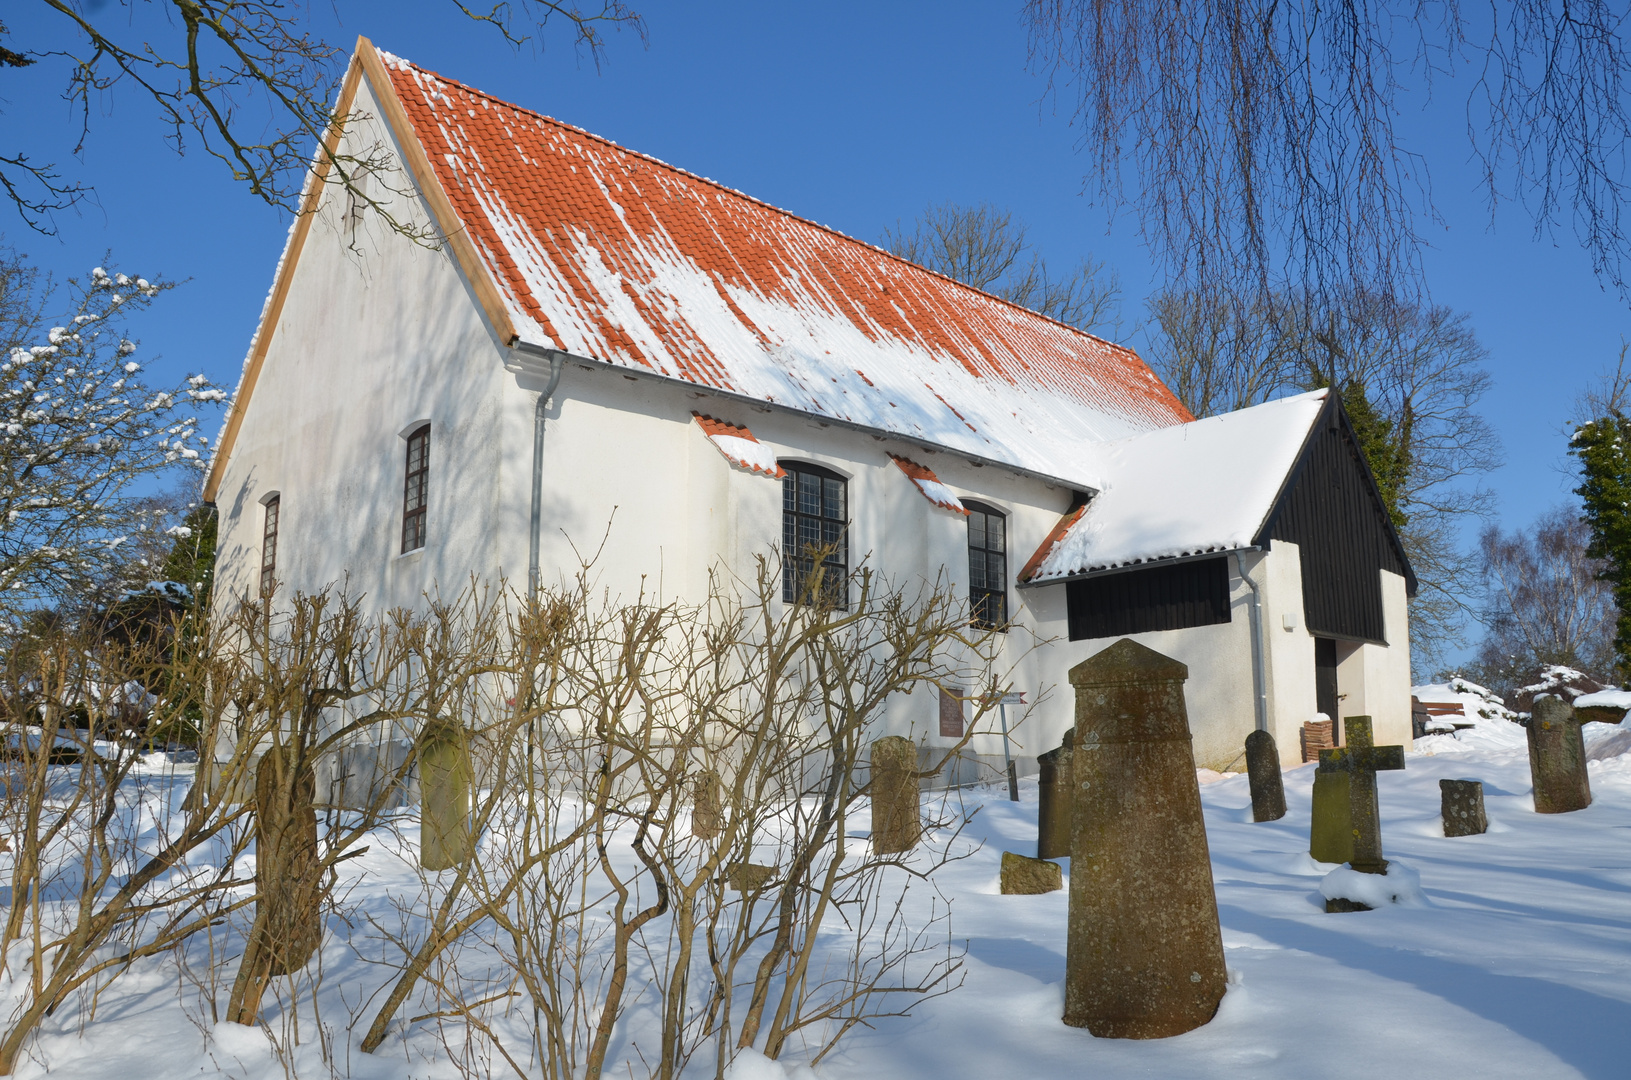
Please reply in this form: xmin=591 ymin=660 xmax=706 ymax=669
xmin=1412 ymin=696 xmax=1473 ymax=737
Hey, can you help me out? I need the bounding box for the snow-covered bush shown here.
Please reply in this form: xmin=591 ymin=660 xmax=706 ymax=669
xmin=0 ymin=255 xmax=222 ymax=614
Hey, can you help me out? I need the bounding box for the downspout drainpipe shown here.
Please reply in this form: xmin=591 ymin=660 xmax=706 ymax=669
xmin=1235 ymin=549 xmax=1269 ymax=733
xmin=527 ymin=353 xmax=566 ymax=598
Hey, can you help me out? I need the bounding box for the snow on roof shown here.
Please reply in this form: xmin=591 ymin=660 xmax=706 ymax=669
xmin=692 ymin=414 xmax=784 ymax=477
xmin=888 ymin=455 xmax=968 ymax=514
xmin=1022 ymin=390 xmax=1329 ymax=582
xmin=375 ymin=48 xmax=1192 ymax=490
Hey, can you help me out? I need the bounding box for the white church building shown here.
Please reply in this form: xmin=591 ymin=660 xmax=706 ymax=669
xmin=204 ymin=38 xmax=1416 ymax=775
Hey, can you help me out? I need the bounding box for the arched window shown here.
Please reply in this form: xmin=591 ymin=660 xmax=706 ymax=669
xmin=402 ymin=424 xmax=429 ymax=553
xmin=966 ymin=500 xmax=1007 ymax=629
xmin=781 ymin=461 xmax=848 ymax=607
xmin=260 ymin=495 xmax=280 ymax=598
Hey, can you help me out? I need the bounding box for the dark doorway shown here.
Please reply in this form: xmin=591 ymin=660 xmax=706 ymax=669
xmin=1315 ymin=637 xmax=1340 ymax=741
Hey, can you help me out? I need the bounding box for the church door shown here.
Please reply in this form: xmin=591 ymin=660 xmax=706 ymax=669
xmin=1314 ymin=637 xmax=1340 ymax=739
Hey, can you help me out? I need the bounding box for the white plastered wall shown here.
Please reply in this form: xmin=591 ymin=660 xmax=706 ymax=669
xmin=212 ymin=76 xmax=514 ymax=613
xmin=1334 ymin=568 xmax=1414 ymax=748
xmin=1034 ymin=554 xmax=1265 ymax=773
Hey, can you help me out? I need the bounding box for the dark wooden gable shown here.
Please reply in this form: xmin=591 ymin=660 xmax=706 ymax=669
xmin=1255 ymin=393 xmax=1415 ymax=644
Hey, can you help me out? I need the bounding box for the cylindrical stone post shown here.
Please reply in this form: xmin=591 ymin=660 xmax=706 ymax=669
xmin=692 ymin=769 xmax=723 ymax=840
xmin=1528 ymin=695 xmax=1591 ymax=814
xmin=870 ymin=736 xmax=920 ymax=855
xmin=1037 ymin=730 xmax=1074 ymax=859
xmin=1064 ymin=639 xmax=1227 ymax=1039
xmin=1244 ymin=730 xmax=1286 ymax=823
xmin=1439 ymin=779 xmax=1488 ymax=837
xmin=419 ymin=721 xmax=473 ymax=871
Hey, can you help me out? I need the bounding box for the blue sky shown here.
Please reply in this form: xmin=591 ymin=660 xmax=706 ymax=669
xmin=7 ymin=2 xmax=1627 ymax=605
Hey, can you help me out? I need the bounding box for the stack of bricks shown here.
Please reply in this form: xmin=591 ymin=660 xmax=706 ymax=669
xmin=1301 ymin=718 xmax=1337 ymax=764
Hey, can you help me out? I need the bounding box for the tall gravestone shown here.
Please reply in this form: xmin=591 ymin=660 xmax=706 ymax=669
xmin=419 ymin=721 xmax=473 ymax=871
xmin=1244 ymin=730 xmax=1286 ymax=822
xmin=1528 ymin=695 xmax=1592 ymax=814
xmin=1063 ymin=639 xmax=1226 ymax=1039
xmin=870 ymin=736 xmax=920 ymax=855
xmin=1037 ymin=730 xmax=1074 ymax=859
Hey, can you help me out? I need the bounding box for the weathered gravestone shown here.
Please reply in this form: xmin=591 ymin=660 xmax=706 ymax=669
xmin=1318 ymin=716 xmax=1405 ymax=912
xmin=1528 ymin=695 xmax=1592 ymax=814
xmin=1309 ymin=768 xmax=1353 ymax=865
xmin=1063 ymin=639 xmax=1226 ymax=1039
xmin=1439 ymin=779 xmax=1488 ymax=837
xmin=870 ymin=736 xmax=920 ymax=855
xmin=1001 ymin=851 xmax=1063 ymax=894
xmin=1244 ymin=729 xmax=1286 ymax=822
xmin=1037 ymin=730 xmax=1074 ymax=859
xmin=725 ymin=863 xmax=776 ymax=892
xmin=419 ymin=720 xmax=473 ymax=871
xmin=691 ymin=769 xmax=723 ymax=840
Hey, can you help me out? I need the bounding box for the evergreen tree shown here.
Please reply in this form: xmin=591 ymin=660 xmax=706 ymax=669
xmin=1570 ymin=414 xmax=1631 ymax=679
xmin=159 ymin=502 xmax=218 ymax=611
xmin=1337 ymin=380 xmax=1411 ymax=531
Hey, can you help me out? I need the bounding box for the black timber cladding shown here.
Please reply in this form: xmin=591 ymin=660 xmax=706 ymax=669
xmin=1256 ymin=394 xmax=1413 ymax=644
xmin=1067 ymin=557 xmax=1231 ymax=640
xmin=1059 ymin=391 xmax=1414 ymax=646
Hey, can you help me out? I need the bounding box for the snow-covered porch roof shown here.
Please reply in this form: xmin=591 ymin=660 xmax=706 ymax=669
xmin=1019 ymin=390 xmax=1333 ymax=584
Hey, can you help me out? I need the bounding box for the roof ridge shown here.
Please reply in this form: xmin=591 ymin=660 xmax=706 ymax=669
xmin=382 ymin=47 xmax=1137 ymax=357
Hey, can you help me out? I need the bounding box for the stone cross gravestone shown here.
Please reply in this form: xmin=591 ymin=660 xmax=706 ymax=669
xmin=1528 ymin=695 xmax=1592 ymax=814
xmin=1244 ymin=729 xmax=1286 ymax=822
xmin=419 ymin=721 xmax=473 ymax=871
xmin=1439 ymin=779 xmax=1488 ymax=837
xmin=1318 ymin=716 xmax=1404 ymax=889
xmin=1037 ymin=730 xmax=1074 ymax=859
xmin=870 ymin=736 xmax=920 ymax=854
xmin=1063 ymin=639 xmax=1226 ymax=1039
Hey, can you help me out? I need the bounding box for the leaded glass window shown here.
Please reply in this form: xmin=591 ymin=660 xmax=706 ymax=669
xmin=781 ymin=462 xmax=848 ymax=607
xmin=967 ymin=500 xmax=1007 ymax=629
xmin=402 ymin=425 xmax=429 ymax=553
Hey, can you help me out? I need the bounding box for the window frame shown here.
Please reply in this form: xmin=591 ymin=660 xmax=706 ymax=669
xmin=402 ymin=424 xmax=429 ymax=554
xmin=260 ymin=495 xmax=280 ymax=598
xmin=780 ymin=461 xmax=849 ymax=609
xmin=965 ymin=499 xmax=1008 ymax=630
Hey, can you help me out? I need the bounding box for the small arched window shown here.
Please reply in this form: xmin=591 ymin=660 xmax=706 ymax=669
xmin=402 ymin=425 xmax=429 ymax=553
xmin=966 ymin=500 xmax=1007 ymax=629
xmin=260 ymin=495 xmax=280 ymax=598
xmin=781 ymin=461 xmax=848 ymax=608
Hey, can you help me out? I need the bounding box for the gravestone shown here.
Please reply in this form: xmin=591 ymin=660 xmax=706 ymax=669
xmin=1528 ymin=695 xmax=1591 ymax=814
xmin=1037 ymin=730 xmax=1074 ymax=859
xmin=1244 ymin=730 xmax=1286 ymax=822
xmin=1000 ymin=851 xmax=1063 ymax=894
xmin=419 ymin=721 xmax=473 ymax=871
xmin=1309 ymin=769 xmax=1353 ymax=864
xmin=725 ymin=863 xmax=776 ymax=892
xmin=691 ymin=769 xmax=723 ymax=840
xmin=870 ymin=736 xmax=920 ymax=854
xmin=1439 ymin=779 xmax=1488 ymax=837
xmin=1063 ymin=639 xmax=1226 ymax=1039
xmin=1318 ymin=716 xmax=1405 ymax=911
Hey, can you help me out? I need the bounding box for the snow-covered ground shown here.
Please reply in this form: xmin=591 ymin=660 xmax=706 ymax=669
xmin=9 ymin=722 xmax=1631 ymax=1080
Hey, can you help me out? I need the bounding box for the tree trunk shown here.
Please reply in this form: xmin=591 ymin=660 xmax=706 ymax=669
xmin=227 ymin=746 xmax=321 ymax=1025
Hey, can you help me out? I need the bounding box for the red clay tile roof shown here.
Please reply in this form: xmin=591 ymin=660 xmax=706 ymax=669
xmin=692 ymin=413 xmax=785 ymax=478
xmin=887 ymin=454 xmax=968 ymax=514
xmin=375 ymin=46 xmax=1192 ymax=490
